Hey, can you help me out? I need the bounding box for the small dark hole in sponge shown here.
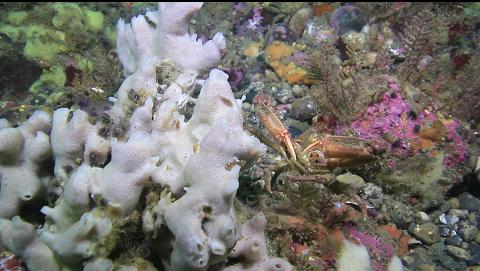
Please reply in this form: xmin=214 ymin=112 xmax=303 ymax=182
xmin=202 ymin=205 xmax=213 ymax=214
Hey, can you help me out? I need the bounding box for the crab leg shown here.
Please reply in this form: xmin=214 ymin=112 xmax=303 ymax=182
xmin=302 ymin=140 xmax=322 ymax=154
xmin=302 ymin=136 xmax=376 ymax=158
xmin=283 ymin=173 xmax=333 ymax=183
xmin=255 ymin=95 xmax=297 ymax=160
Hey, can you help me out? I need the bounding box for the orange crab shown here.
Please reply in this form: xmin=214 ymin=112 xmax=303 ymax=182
xmin=252 ymin=93 xmax=383 ymax=186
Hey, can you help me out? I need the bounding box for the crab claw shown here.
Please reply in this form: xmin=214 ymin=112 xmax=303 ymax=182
xmin=282 ymin=134 xmax=297 ymax=160
xmin=254 ymin=93 xmax=297 ymax=160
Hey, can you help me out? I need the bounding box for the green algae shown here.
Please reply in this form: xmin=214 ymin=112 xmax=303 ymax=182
xmin=29 ymin=65 xmax=66 ymax=94
xmin=84 ymin=10 xmax=105 ymax=32
xmin=24 ymin=25 xmax=67 ymax=63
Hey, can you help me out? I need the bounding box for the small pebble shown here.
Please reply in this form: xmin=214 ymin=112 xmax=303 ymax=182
xmin=458 ymin=223 xmax=479 ymax=241
xmin=448 ymin=197 xmax=460 ymax=209
xmin=445 ymin=235 xmax=463 ymax=247
xmin=446 ymin=245 xmax=471 ymax=261
xmin=448 ymin=209 xmax=468 ymax=220
xmin=417 ymin=264 xmax=436 ymax=271
xmin=329 ymin=5 xmax=365 ymax=35
xmin=401 ymin=255 xmax=415 ymax=266
xmin=292 ymin=85 xmax=305 ymax=98
xmin=411 ymin=223 xmax=440 ymax=245
xmin=469 ymin=243 xmax=480 ymax=265
xmin=459 ymin=192 xmax=480 ymax=211
xmin=246 ymin=112 xmax=259 ymax=126
xmin=341 ymin=31 xmax=366 ymax=51
xmin=288 ymin=8 xmax=313 ymax=37
xmin=333 ymin=173 xmax=365 ymax=193
xmin=360 ymin=183 xmax=384 ymax=209
xmin=416 ymin=211 xmax=430 ymax=223
xmin=383 ymin=197 xmax=414 ymax=228
xmin=243 ymin=88 xmax=257 ymax=103
xmin=468 ymin=212 xmax=479 ymax=224
xmin=242 ymin=102 xmax=251 ymax=111
xmin=290 ymin=97 xmax=318 ymax=121
xmin=272 ymin=87 xmax=293 ymax=104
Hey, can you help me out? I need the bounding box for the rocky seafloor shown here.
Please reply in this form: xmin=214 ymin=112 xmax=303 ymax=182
xmin=1 ymin=2 xmax=480 ymax=271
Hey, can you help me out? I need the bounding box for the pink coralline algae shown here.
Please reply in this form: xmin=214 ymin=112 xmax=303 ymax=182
xmin=347 ymin=90 xmax=467 ymax=167
xmin=442 ymin=119 xmax=467 ymax=167
xmin=345 ymin=225 xmax=393 ymax=271
xmin=349 ymin=92 xmax=418 ymax=157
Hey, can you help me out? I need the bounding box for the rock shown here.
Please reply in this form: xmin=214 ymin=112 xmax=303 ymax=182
xmin=272 ymin=87 xmax=293 ymax=104
xmin=292 ymin=85 xmax=305 ymax=98
xmin=341 ymin=31 xmax=366 ymax=51
xmin=448 ymin=209 xmax=468 ymax=220
xmin=430 ymin=202 xmax=452 ymax=220
xmin=428 ymin=242 xmax=465 ymax=270
xmin=246 ymin=111 xmax=259 ymax=127
xmin=243 ymin=82 xmax=262 ymax=104
xmin=304 ymin=17 xmax=338 ymax=43
xmin=459 ymin=192 xmax=480 ymax=212
xmin=360 ymin=183 xmax=384 ymax=209
xmin=458 ymin=223 xmax=479 ymax=242
xmin=411 ymin=223 xmax=441 ymax=245
xmin=416 ymin=211 xmax=430 ymax=223
xmin=448 ymin=197 xmax=460 ymax=209
xmin=401 ymin=255 xmax=415 ymax=266
xmin=265 ymin=69 xmax=279 ymax=82
xmin=439 ymin=255 xmax=467 ymax=271
xmin=329 ymin=5 xmax=365 ymax=35
xmin=382 ymin=196 xmax=414 ymax=228
xmin=469 ymin=243 xmax=480 ymax=266
xmin=290 ymin=97 xmax=318 ymax=121
xmin=468 ymin=212 xmax=479 ymax=225
xmin=445 ymin=235 xmax=463 ymax=247
xmin=431 ymin=242 xmax=466 ymax=270
xmin=288 ymin=8 xmax=312 ymax=37
xmin=331 ymin=172 xmax=365 ymax=193
xmin=406 ymin=247 xmax=436 ymax=270
xmin=417 ymin=264 xmax=437 ymax=271
xmin=447 ymin=245 xmax=471 ymax=261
